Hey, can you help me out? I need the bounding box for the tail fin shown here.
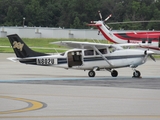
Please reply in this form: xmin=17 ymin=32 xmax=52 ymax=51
xmin=7 ymin=34 xmax=48 ymax=58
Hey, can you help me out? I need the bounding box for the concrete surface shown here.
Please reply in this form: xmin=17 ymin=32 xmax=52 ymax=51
xmin=0 ymin=53 xmax=160 ymax=120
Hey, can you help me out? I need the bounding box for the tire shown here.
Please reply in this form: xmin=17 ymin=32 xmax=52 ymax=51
xmin=133 ymin=70 xmax=141 ymax=78
xmin=111 ymin=70 xmax=118 ymax=77
xmin=88 ymin=70 xmax=95 ymax=77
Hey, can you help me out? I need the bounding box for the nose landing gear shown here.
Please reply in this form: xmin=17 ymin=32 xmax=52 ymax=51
xmin=133 ymin=69 xmax=141 ymax=78
xmin=88 ymin=70 xmax=96 ymax=77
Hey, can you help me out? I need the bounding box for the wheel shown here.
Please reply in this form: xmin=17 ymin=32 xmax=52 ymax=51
xmin=133 ymin=70 xmax=141 ymax=78
xmin=111 ymin=70 xmax=118 ymax=77
xmin=88 ymin=70 xmax=95 ymax=77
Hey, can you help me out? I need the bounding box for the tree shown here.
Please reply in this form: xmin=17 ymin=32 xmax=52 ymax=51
xmin=0 ymin=0 xmax=160 ymax=29
xmin=70 ymin=16 xmax=81 ymax=28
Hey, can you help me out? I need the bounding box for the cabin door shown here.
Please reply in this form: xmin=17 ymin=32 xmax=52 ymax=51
xmin=67 ymin=51 xmax=83 ymax=68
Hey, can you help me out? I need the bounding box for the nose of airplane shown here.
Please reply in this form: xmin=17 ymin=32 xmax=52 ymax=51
xmin=144 ymin=50 xmax=155 ymax=62
xmin=144 ymin=50 xmax=154 ymax=55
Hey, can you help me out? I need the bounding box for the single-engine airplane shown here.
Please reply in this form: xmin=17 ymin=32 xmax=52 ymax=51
xmin=7 ymin=34 xmax=155 ymax=78
xmin=88 ymin=11 xmax=160 ymax=54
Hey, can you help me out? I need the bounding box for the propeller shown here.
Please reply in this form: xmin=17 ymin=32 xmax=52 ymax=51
xmin=150 ymin=54 xmax=156 ymax=62
xmin=144 ymin=50 xmax=155 ymax=62
xmin=98 ymin=10 xmax=112 ymax=22
xmin=97 ymin=11 xmax=112 ymax=32
xmin=98 ymin=11 xmax=160 ymax=25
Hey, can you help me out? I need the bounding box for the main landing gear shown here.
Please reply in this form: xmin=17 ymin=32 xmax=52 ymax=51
xmin=88 ymin=69 xmax=141 ymax=78
xmin=88 ymin=69 xmax=118 ymax=77
xmin=111 ymin=70 xmax=118 ymax=77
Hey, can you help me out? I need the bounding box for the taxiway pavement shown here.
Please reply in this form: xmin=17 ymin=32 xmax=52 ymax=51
xmin=0 ymin=53 xmax=160 ymax=120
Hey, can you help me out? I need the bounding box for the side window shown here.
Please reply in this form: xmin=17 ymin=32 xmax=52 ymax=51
xmin=96 ymin=48 xmax=107 ymax=55
xmin=84 ymin=50 xmax=94 ymax=56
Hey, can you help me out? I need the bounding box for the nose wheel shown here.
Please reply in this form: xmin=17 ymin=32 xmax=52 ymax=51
xmin=88 ymin=70 xmax=95 ymax=77
xmin=133 ymin=70 xmax=141 ymax=78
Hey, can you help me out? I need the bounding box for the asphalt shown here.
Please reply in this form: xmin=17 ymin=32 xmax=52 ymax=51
xmin=0 ymin=53 xmax=160 ymax=120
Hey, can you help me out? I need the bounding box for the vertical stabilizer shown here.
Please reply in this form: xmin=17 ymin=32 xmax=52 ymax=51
xmin=7 ymin=34 xmax=48 ymax=58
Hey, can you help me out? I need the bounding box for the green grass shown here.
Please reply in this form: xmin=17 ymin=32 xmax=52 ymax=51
xmin=0 ymin=47 xmax=14 ymax=53
xmin=0 ymin=37 xmax=108 ymax=53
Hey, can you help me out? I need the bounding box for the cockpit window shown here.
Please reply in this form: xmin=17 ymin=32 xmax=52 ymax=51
xmin=60 ymin=53 xmax=65 ymax=56
xmin=109 ymin=47 xmax=116 ymax=53
xmin=84 ymin=50 xmax=94 ymax=56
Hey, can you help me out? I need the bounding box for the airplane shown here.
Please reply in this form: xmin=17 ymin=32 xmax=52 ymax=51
xmin=88 ymin=11 xmax=160 ymax=54
xmin=7 ymin=34 xmax=155 ymax=78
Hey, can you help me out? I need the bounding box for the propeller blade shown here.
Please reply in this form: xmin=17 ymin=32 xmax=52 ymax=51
xmin=143 ymin=50 xmax=155 ymax=62
xmin=143 ymin=54 xmax=148 ymax=63
xmin=149 ymin=55 xmax=156 ymax=62
xmin=104 ymin=14 xmax=112 ymax=22
xmin=98 ymin=11 xmax=103 ymax=20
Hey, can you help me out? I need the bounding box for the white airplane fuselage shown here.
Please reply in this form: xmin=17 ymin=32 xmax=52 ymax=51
xmin=27 ymin=48 xmax=147 ymax=70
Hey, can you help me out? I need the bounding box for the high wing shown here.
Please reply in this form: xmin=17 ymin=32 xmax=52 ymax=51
xmin=51 ymin=41 xmax=142 ymax=50
xmin=52 ymin=41 xmax=116 ymax=66
xmin=52 ymin=41 xmax=112 ymax=49
xmin=51 ymin=41 xmax=147 ymax=67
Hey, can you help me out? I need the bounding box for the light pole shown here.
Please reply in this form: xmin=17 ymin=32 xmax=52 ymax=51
xmin=23 ymin=17 xmax=25 ymax=27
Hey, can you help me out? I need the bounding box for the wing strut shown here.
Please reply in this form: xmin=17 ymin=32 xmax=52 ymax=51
xmin=92 ymin=46 xmax=113 ymax=67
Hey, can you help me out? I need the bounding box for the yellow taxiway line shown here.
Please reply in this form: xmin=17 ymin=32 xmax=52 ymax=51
xmin=0 ymin=96 xmax=46 ymax=114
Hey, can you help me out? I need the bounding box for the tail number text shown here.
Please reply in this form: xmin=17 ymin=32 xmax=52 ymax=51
xmin=37 ymin=58 xmax=54 ymax=65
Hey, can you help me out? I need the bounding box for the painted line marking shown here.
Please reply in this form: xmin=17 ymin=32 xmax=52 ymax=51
xmin=0 ymin=96 xmax=47 ymax=114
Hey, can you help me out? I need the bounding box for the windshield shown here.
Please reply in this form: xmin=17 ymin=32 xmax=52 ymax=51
xmin=60 ymin=53 xmax=65 ymax=56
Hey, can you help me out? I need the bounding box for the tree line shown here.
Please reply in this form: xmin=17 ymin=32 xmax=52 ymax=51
xmin=0 ymin=0 xmax=160 ymax=30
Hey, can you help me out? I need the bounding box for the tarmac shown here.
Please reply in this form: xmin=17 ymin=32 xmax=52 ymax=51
xmin=0 ymin=53 xmax=160 ymax=120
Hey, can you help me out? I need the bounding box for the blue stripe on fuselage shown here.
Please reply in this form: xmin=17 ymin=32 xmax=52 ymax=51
xmin=57 ymin=58 xmax=67 ymax=64
xmin=56 ymin=55 xmax=144 ymax=64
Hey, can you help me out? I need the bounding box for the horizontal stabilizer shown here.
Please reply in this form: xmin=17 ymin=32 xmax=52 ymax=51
xmin=7 ymin=57 xmax=19 ymax=62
